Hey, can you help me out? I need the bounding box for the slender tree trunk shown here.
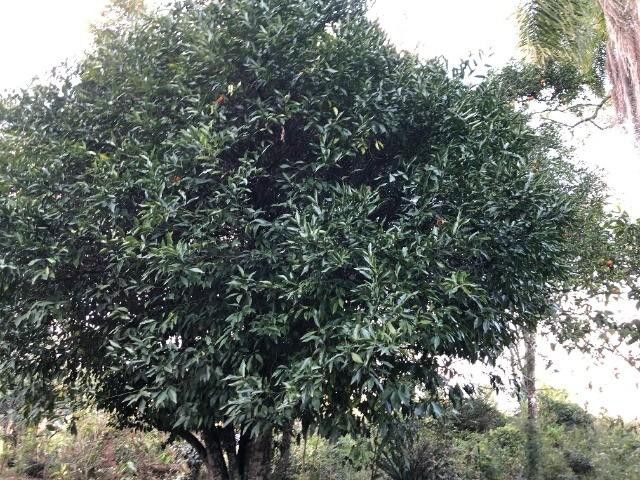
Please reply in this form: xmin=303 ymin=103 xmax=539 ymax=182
xmin=523 ymin=329 xmax=540 ymax=480
xmin=597 ymin=0 xmax=640 ymax=134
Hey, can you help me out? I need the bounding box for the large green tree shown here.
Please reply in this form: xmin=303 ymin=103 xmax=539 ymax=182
xmin=0 ymin=1 xmax=605 ymax=478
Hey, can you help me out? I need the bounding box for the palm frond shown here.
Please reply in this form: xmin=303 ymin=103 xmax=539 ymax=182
xmin=518 ymin=0 xmax=607 ymax=86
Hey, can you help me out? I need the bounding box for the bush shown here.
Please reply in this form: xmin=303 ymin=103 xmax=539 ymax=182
xmin=539 ymin=391 xmax=593 ymax=428
xmin=468 ymin=425 xmax=526 ymax=480
xmin=291 ymin=435 xmax=370 ymax=480
xmin=565 ymin=450 xmax=594 ymax=475
xmin=488 ymin=425 xmax=525 ymax=457
xmin=1 ymin=411 xmax=187 ymax=479
xmin=377 ymin=422 xmax=461 ymax=480
xmin=446 ymin=395 xmax=506 ymax=433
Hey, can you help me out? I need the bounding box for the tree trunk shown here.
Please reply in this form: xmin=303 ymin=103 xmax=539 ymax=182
xmin=523 ymin=329 xmax=540 ymax=480
xmin=597 ymin=0 xmax=640 ymax=134
xmin=244 ymin=431 xmax=273 ymax=480
xmin=203 ymin=451 xmax=230 ymax=480
xmin=273 ymin=421 xmax=294 ymax=480
xmin=179 ymin=430 xmax=228 ymax=480
xmin=181 ymin=428 xmax=274 ymax=480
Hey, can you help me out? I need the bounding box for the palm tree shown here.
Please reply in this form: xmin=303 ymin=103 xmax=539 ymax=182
xmin=518 ymin=0 xmax=640 ymax=135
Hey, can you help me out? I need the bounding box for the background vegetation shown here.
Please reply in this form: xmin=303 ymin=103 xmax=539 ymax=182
xmin=1 ymin=389 xmax=639 ymax=480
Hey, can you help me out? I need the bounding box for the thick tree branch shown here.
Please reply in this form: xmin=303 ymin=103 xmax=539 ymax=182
xmin=177 ymin=430 xmax=207 ymax=460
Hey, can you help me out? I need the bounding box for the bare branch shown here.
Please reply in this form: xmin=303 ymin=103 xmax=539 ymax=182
xmin=536 ymin=95 xmax=612 ymax=132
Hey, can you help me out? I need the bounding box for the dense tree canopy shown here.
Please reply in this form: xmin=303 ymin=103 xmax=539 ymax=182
xmin=0 ymin=0 xmax=607 ymax=478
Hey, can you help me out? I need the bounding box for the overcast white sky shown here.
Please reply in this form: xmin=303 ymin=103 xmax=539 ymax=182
xmin=1 ymin=1 xmax=521 ymax=89
xmin=1 ymin=0 xmax=638 ymax=418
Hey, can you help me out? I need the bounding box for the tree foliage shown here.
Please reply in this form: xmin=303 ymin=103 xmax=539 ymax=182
xmin=517 ymin=0 xmax=607 ymax=94
xmin=0 ymin=0 xmax=610 ymax=477
xmin=518 ymin=0 xmax=640 ymax=134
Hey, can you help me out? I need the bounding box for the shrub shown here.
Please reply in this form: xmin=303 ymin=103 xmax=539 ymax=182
xmin=539 ymin=391 xmax=593 ymax=428
xmin=0 ymin=411 xmax=186 ymax=479
xmin=446 ymin=395 xmax=506 ymax=433
xmin=376 ymin=422 xmax=461 ymax=480
xmin=564 ymin=450 xmax=594 ymax=475
xmin=291 ymin=435 xmax=370 ymax=480
xmin=488 ymin=424 xmax=525 ymax=457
